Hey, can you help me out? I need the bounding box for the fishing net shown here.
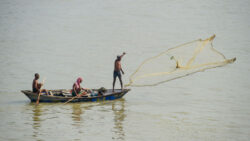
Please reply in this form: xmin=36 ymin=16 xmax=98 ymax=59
xmin=126 ymin=35 xmax=236 ymax=87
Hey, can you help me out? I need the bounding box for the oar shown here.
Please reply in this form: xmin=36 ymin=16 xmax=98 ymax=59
xmin=64 ymin=90 xmax=88 ymax=104
xmin=36 ymin=79 xmax=45 ymax=105
xmin=64 ymin=95 xmax=78 ymax=104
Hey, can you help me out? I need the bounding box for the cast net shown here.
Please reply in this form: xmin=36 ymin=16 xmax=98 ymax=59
xmin=126 ymin=35 xmax=236 ymax=87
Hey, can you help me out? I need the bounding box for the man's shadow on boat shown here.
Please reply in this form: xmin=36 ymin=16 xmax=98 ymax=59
xmin=28 ymin=99 xmax=126 ymax=140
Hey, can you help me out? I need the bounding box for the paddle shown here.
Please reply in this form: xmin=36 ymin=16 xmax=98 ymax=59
xmin=64 ymin=95 xmax=78 ymax=104
xmin=36 ymin=79 xmax=45 ymax=105
xmin=64 ymin=89 xmax=89 ymax=104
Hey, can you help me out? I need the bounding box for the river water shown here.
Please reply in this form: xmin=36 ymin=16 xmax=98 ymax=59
xmin=0 ymin=0 xmax=250 ymax=140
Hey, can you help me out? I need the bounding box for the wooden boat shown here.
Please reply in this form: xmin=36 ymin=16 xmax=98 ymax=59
xmin=21 ymin=89 xmax=130 ymax=103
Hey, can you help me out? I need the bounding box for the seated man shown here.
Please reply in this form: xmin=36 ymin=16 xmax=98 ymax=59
xmin=32 ymin=73 xmax=48 ymax=95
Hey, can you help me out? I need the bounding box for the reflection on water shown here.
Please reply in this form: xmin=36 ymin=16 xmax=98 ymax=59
xmin=31 ymin=104 xmax=42 ymax=140
xmin=112 ymin=99 xmax=126 ymax=140
xmin=72 ymin=104 xmax=83 ymax=123
xmin=69 ymin=99 xmax=127 ymax=140
xmin=27 ymin=100 xmax=127 ymax=141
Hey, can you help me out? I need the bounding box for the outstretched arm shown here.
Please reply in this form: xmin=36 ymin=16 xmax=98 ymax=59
xmin=81 ymin=87 xmax=91 ymax=93
xmin=120 ymin=52 xmax=126 ymax=59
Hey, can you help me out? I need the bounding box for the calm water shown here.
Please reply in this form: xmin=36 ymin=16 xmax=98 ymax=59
xmin=0 ymin=0 xmax=250 ymax=140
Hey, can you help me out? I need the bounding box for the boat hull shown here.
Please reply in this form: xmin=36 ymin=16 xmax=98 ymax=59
xmin=21 ymin=89 xmax=130 ymax=103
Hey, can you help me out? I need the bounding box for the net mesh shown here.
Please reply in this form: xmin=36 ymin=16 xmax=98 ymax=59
xmin=126 ymin=35 xmax=236 ymax=87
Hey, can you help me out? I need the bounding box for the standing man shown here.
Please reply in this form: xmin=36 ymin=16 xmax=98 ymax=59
xmin=113 ymin=52 xmax=126 ymax=92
